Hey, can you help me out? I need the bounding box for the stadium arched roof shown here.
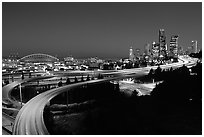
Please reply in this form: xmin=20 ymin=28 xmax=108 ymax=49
xmin=19 ymin=53 xmax=59 ymax=63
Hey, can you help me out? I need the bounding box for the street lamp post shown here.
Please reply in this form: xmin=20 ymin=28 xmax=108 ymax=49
xmin=8 ymin=75 xmax=10 ymax=83
xmin=19 ymin=84 xmax=23 ymax=108
xmin=66 ymin=91 xmax=69 ymax=107
xmin=12 ymin=74 xmax=14 ymax=82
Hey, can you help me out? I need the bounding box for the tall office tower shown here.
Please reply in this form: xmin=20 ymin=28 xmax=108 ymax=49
xmin=178 ymin=46 xmax=184 ymax=55
xmin=159 ymin=29 xmax=167 ymax=57
xmin=129 ymin=46 xmax=135 ymax=61
xmin=135 ymin=48 xmax=141 ymax=58
xmin=169 ymin=35 xmax=179 ymax=57
xmin=186 ymin=46 xmax=192 ymax=55
xmin=144 ymin=43 xmax=151 ymax=56
xmin=191 ymin=40 xmax=198 ymax=53
xmin=152 ymin=41 xmax=160 ymax=59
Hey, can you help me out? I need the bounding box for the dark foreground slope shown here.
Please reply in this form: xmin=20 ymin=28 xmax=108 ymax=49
xmin=44 ymin=63 xmax=202 ymax=135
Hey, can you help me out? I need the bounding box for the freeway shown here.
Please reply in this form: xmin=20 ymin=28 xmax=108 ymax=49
xmin=2 ymin=56 xmax=198 ymax=134
xmin=2 ymin=71 xmax=47 ymax=77
xmin=12 ymin=73 xmax=146 ymax=135
xmin=2 ymin=76 xmax=55 ymax=109
xmin=2 ymin=70 xmax=132 ymax=109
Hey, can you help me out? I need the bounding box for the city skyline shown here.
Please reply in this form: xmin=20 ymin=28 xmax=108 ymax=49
xmin=2 ymin=2 xmax=202 ymax=59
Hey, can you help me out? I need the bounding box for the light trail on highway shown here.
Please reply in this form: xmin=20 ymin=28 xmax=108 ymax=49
xmin=2 ymin=56 xmax=198 ymax=135
xmin=2 ymin=76 xmax=55 ymax=109
xmin=12 ymin=73 xmax=146 ymax=135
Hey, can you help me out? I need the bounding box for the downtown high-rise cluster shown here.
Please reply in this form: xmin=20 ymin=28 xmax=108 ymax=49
xmin=129 ymin=29 xmax=198 ymax=63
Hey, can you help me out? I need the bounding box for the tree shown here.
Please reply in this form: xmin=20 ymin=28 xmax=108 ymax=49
xmin=74 ymin=77 xmax=78 ymax=83
xmin=29 ymin=72 xmax=32 ymax=78
xmin=125 ymin=62 xmax=133 ymax=69
xmin=58 ymin=81 xmax=62 ymax=87
xmin=133 ymin=62 xmax=139 ymax=68
xmin=148 ymin=68 xmax=154 ymax=78
xmin=155 ymin=66 xmax=162 ymax=73
xmin=154 ymin=66 xmax=162 ymax=81
xmin=66 ymin=77 xmax=71 ymax=85
xmin=91 ymin=76 xmax=95 ymax=80
xmin=170 ymin=67 xmax=173 ymax=72
xmin=21 ymin=72 xmax=24 ymax=80
xmin=198 ymin=50 xmax=202 ymax=58
xmin=86 ymin=74 xmax=90 ymax=81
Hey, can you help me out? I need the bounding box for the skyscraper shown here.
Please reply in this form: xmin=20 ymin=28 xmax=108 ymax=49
xmin=144 ymin=43 xmax=151 ymax=56
xmin=152 ymin=41 xmax=160 ymax=59
xmin=135 ymin=48 xmax=141 ymax=58
xmin=159 ymin=29 xmax=167 ymax=57
xmin=169 ymin=35 xmax=179 ymax=57
xmin=191 ymin=40 xmax=198 ymax=53
xmin=129 ymin=46 xmax=135 ymax=61
xmin=186 ymin=46 xmax=192 ymax=55
xmin=178 ymin=46 xmax=184 ymax=55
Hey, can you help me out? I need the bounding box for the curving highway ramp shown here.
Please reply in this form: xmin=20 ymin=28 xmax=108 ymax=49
xmin=12 ymin=73 xmax=147 ymax=135
xmin=2 ymin=76 xmax=54 ymax=109
xmin=5 ymin=56 xmax=198 ymax=135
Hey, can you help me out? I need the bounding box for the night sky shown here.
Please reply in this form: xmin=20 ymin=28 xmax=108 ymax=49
xmin=2 ymin=2 xmax=202 ymax=59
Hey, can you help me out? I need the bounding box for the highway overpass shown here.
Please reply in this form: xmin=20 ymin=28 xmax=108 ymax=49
xmin=2 ymin=55 xmax=198 ymax=135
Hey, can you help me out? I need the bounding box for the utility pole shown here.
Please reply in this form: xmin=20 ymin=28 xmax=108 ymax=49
xmin=66 ymin=91 xmax=69 ymax=107
xmin=8 ymin=75 xmax=10 ymax=83
xmin=19 ymin=84 xmax=23 ymax=108
xmin=12 ymin=74 xmax=14 ymax=82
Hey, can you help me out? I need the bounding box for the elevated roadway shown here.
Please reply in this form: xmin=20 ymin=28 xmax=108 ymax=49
xmin=2 ymin=76 xmax=54 ymax=109
xmin=12 ymin=73 xmax=146 ymax=135
xmin=2 ymin=56 xmax=198 ymax=134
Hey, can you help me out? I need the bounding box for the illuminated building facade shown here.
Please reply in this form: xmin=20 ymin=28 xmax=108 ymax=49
xmin=144 ymin=43 xmax=151 ymax=56
xmin=64 ymin=56 xmax=75 ymax=66
xmin=159 ymin=29 xmax=167 ymax=57
xmin=152 ymin=41 xmax=160 ymax=59
xmin=191 ymin=40 xmax=198 ymax=53
xmin=129 ymin=47 xmax=135 ymax=61
xmin=169 ymin=35 xmax=179 ymax=57
xmin=135 ymin=48 xmax=141 ymax=58
xmin=177 ymin=46 xmax=184 ymax=55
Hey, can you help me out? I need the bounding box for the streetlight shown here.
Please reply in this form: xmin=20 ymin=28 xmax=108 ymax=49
xmin=66 ymin=91 xmax=69 ymax=107
xmin=8 ymin=75 xmax=10 ymax=83
xmin=19 ymin=83 xmax=23 ymax=108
